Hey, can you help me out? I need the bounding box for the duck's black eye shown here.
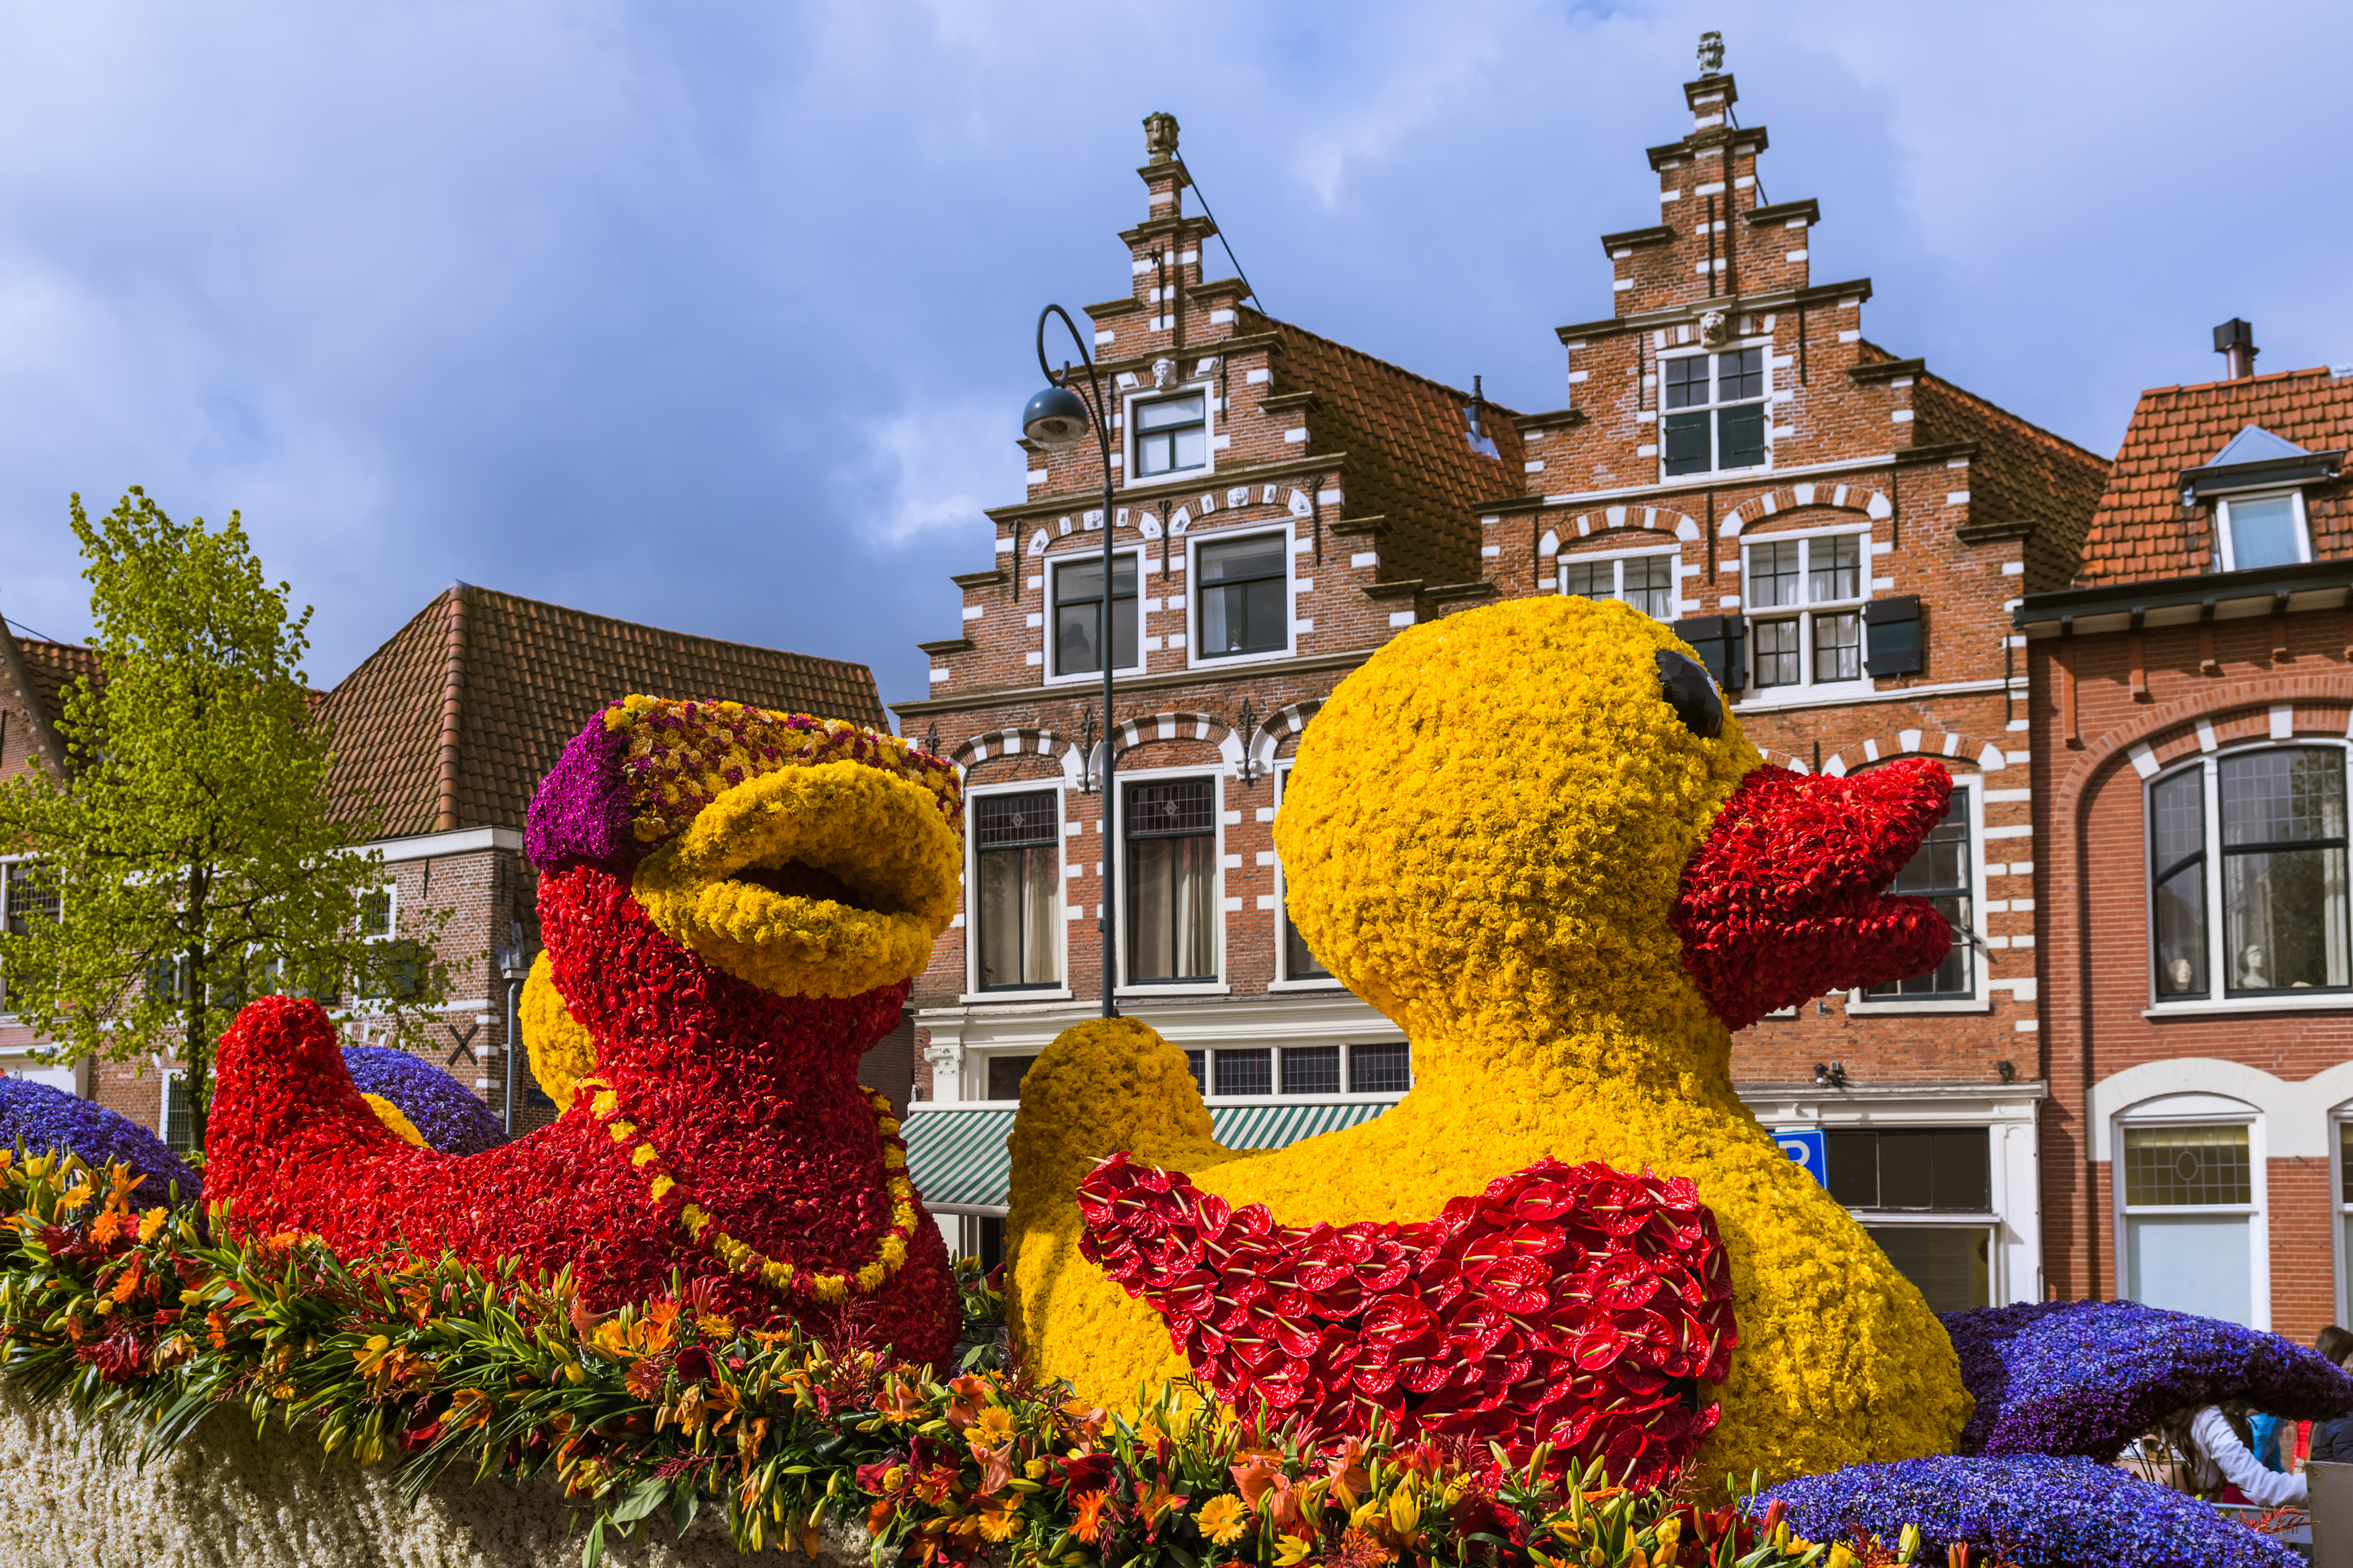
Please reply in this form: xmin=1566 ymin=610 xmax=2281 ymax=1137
xmin=1656 ymin=649 xmax=1723 ymax=739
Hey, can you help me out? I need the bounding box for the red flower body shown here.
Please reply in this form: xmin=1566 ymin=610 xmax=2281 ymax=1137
xmin=1076 ymin=1152 xmax=1735 ymax=1488
xmin=204 ymin=864 xmax=957 ymax=1365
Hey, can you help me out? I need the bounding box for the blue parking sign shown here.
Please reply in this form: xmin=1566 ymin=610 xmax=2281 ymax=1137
xmin=1776 ymin=1128 xmax=1828 ymax=1187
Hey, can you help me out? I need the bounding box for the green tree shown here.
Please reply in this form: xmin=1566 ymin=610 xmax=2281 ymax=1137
xmin=0 ymin=489 xmax=445 ymax=1146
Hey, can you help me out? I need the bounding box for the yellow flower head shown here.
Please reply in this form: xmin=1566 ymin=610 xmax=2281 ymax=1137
xmin=1196 ymin=1494 xmax=1249 ymax=1547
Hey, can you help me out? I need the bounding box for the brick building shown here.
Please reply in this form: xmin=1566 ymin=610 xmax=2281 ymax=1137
xmin=2019 ymin=334 xmax=2353 ymax=1340
xmin=893 ymin=67 xmax=2110 ymax=1303
xmin=0 ymin=583 xmax=910 ymax=1141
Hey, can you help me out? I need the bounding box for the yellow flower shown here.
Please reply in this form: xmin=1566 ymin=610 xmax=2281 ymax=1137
xmin=1385 ymin=1488 xmax=1421 ymax=1539
xmin=1274 ymin=1534 xmax=1314 ymax=1567
xmin=136 ymin=1208 xmax=168 ymax=1243
xmin=972 ymin=1405 xmax=1016 ymax=1444
xmin=1196 ymin=1495 xmax=1248 ymax=1546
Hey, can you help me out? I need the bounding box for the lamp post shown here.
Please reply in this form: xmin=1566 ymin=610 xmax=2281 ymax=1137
xmin=1023 ymin=306 xmax=1120 ymax=1020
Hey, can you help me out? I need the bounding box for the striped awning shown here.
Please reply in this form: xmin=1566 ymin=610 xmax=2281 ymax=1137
xmin=901 ymin=1099 xmax=1397 ymax=1217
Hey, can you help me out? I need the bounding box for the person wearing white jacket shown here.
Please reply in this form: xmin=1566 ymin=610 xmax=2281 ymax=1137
xmin=2188 ymin=1405 xmax=2307 ymax=1509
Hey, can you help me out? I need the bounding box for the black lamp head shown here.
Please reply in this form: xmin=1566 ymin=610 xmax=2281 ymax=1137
xmin=1023 ymin=385 xmax=1093 ymax=449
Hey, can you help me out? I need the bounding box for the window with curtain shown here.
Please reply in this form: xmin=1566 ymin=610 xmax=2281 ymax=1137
xmin=1053 ymin=553 xmax=1138 ymax=676
xmin=1864 ymin=787 xmax=1974 ymax=999
xmin=1196 ymin=534 xmax=1288 ymax=657
xmin=2150 ymin=747 xmax=2351 ymax=1000
xmin=973 ymin=790 xmax=1061 ymax=990
xmin=2122 ymin=1123 xmax=2256 ymax=1325
xmin=1744 ymin=534 xmax=1865 ymax=691
xmin=1125 ymin=777 xmax=1217 ymax=983
xmin=1561 ymin=552 xmax=1676 ymax=620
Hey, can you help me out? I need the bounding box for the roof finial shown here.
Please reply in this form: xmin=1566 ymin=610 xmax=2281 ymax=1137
xmin=1697 ymin=31 xmax=1724 ymax=76
xmin=1143 ymin=111 xmax=1180 ymax=165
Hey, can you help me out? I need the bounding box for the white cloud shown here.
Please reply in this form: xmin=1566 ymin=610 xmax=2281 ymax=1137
xmin=843 ymin=396 xmax=1021 ymax=552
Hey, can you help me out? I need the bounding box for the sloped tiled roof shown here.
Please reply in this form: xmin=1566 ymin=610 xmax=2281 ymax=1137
xmin=320 ymin=586 xmax=887 ymax=837
xmin=2079 ymin=366 xmax=2353 ymax=584
xmin=1245 ymin=309 xmax=1525 ymax=589
xmin=1898 ymin=359 xmax=2113 ymax=594
xmin=14 ymin=638 xmax=103 ymax=728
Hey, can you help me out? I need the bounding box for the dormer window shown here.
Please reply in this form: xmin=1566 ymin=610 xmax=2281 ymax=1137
xmin=2180 ymin=424 xmax=2342 ymax=573
xmin=2215 ymin=492 xmax=2310 ymax=572
xmin=1134 ymin=393 xmax=1207 ymax=478
xmin=1661 ymin=349 xmax=1768 ymax=476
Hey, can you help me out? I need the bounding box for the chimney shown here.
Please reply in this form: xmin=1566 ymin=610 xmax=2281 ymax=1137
xmin=2214 ymin=318 xmax=2258 ymax=380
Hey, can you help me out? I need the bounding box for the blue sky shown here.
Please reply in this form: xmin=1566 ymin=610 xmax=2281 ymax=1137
xmin=0 ymin=2 xmax=2346 ymax=712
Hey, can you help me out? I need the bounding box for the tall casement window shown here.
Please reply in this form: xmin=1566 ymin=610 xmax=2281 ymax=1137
xmin=2149 ymin=747 xmax=2351 ymax=1001
xmin=1661 ymin=348 xmax=1768 ymax=477
xmin=1196 ymin=534 xmax=1288 ymax=658
xmin=1051 ymin=552 xmax=1138 ymax=677
xmin=1744 ymin=534 xmax=1865 ymax=692
xmin=2214 ymin=491 xmax=2310 ymax=572
xmin=1125 ymin=777 xmax=1217 ymax=983
xmin=1864 ymin=787 xmax=1975 ymax=1001
xmin=1273 ymin=763 xmax=1333 ymax=985
xmin=1826 ymin=1128 xmax=1993 ymax=1312
xmin=973 ymin=790 xmax=1060 ymax=991
xmin=1133 ymin=392 xmax=1207 ymax=479
xmin=2121 ymin=1120 xmax=2259 ymax=1326
xmin=1560 ymin=551 xmax=1675 ymax=620
xmin=0 ymin=861 xmax=56 ymax=1011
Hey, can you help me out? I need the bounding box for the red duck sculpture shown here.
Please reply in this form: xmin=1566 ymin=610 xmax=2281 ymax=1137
xmin=205 ymin=698 xmax=967 ymax=1365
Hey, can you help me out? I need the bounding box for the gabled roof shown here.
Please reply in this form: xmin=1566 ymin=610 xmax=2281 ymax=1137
xmin=320 ymin=585 xmax=886 ymax=837
xmin=1244 ymin=309 xmax=1525 ymax=589
xmin=2205 ymin=423 xmax=2314 ymax=467
xmin=2078 ymin=367 xmax=2353 ymax=584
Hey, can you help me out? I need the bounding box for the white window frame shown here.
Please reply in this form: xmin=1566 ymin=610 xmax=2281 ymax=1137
xmin=1042 ymin=546 xmax=1145 ymax=688
xmin=960 ymin=780 xmax=1071 ymax=1004
xmin=358 ymin=880 xmax=398 ymax=941
xmin=158 ymin=1069 xmax=195 ymax=1156
xmin=1848 ymin=772 xmax=1989 ymax=1014
xmin=1185 ymin=1041 xmax=1410 ymax=1105
xmin=1269 ymin=760 xmax=1342 ymax=991
xmin=1656 ymin=341 xmax=1774 ymax=480
xmin=1185 ymin=522 xmax=1297 ymax=671
xmin=2142 ymin=742 xmax=2353 ymax=1015
xmin=1738 ymin=521 xmax=1874 ymax=702
xmin=2335 ymin=1107 xmax=2353 ymax=1328
xmin=2112 ymin=1097 xmax=2269 ymax=1331
xmin=2213 ymin=488 xmax=2313 ymax=573
xmin=1121 ymin=381 xmax=1218 ymax=489
xmin=1113 ymin=763 xmax=1228 ymax=997
xmin=1557 ymin=543 xmax=1682 ymax=621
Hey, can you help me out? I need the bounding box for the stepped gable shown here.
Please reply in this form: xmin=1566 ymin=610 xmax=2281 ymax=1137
xmin=1248 ymin=308 xmax=1523 ymax=590
xmin=320 ymin=585 xmax=886 ymax=837
xmin=2077 ymin=366 xmax=2353 ymax=585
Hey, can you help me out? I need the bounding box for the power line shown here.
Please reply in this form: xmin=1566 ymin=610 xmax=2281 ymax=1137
xmin=1177 ymin=161 xmax=1266 ymax=320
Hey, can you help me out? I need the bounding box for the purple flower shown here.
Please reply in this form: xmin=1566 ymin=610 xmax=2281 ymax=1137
xmin=1759 ymin=1455 xmax=2299 ymax=1568
xmin=1943 ymin=1301 xmax=2353 ymax=1458
xmin=0 ymin=1077 xmax=200 ymax=1205
xmin=341 ymin=1047 xmax=509 ymax=1156
xmin=523 ymin=715 xmax=641 ymax=874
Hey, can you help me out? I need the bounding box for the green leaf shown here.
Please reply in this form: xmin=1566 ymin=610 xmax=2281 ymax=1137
xmin=671 ymin=1477 xmax=700 ymax=1537
xmin=612 ymin=1474 xmax=670 ymax=1525
xmin=581 ymin=1517 xmax=605 ymax=1568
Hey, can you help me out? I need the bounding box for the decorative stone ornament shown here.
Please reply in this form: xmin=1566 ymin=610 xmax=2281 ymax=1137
xmin=1151 ymin=356 xmax=1177 ymax=389
xmin=1142 ymin=110 xmax=1180 ymax=164
xmin=1700 ymin=307 xmax=1732 ymax=347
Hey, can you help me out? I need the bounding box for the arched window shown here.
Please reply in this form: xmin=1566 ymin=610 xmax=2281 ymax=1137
xmin=2148 ymin=744 xmax=2351 ymax=1001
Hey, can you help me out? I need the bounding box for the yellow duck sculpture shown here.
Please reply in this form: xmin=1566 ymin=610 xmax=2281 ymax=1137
xmin=1006 ymin=594 xmax=1973 ymax=1483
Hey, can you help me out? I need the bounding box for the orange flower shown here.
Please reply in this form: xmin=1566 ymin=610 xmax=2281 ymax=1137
xmin=1071 ymin=1490 xmax=1112 ymax=1545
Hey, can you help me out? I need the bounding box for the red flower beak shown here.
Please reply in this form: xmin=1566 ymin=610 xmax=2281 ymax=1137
xmin=1672 ymin=758 xmax=1956 ymax=1030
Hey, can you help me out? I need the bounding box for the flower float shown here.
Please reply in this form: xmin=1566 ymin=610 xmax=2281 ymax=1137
xmin=204 ymin=698 xmax=967 ymax=1364
xmin=1009 ymin=596 xmax=1971 ymax=1483
xmin=0 ymin=1076 xmax=199 ymax=1205
xmin=341 ymin=1045 xmax=510 ymax=1156
xmin=1077 ymin=1151 xmax=1736 ymax=1488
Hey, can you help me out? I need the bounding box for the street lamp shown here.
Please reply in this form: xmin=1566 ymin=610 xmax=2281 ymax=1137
xmin=1024 ymin=305 xmax=1120 ymax=1020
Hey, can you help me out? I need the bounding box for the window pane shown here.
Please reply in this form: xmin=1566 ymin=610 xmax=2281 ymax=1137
xmin=1878 ymin=1131 xmax=1938 ymax=1210
xmin=2221 ymin=749 xmax=2346 ymax=847
xmin=1281 ymin=1045 xmax=1341 ymax=1095
xmin=1825 ymin=1131 xmax=1878 ymax=1208
xmin=1932 ymin=1130 xmax=1993 ymax=1211
xmin=1199 ymin=535 xmax=1285 ymax=586
xmin=1662 ymin=411 xmax=1711 ymax=475
xmin=1809 ymin=535 xmax=1861 ymax=602
xmin=2127 ymin=1215 xmax=2254 ymax=1325
xmin=1349 ymin=1042 xmax=1410 ymax=1093
xmin=1813 ymin=610 xmax=1862 ymax=682
xmin=1747 ymin=541 xmax=1802 ymax=608
xmin=1171 ymin=426 xmax=1207 ymax=471
xmin=2151 ymin=768 xmax=2205 ymax=874
xmin=2228 ymin=495 xmax=2300 ymax=570
xmin=1864 ymin=1226 xmax=1990 ymax=1313
xmin=1127 ymin=832 xmax=1215 ymax=982
xmin=1717 ymin=402 xmax=1767 ymax=470
xmin=1054 ymin=557 xmax=1136 ymax=674
xmin=1214 ymin=1048 xmax=1272 ymax=1097
xmin=1185 ymin=1049 xmax=1205 ymax=1094
xmin=1752 ymin=617 xmax=1800 ymax=687
xmin=1562 ymin=558 xmax=1612 ymax=599
xmin=1718 ymin=348 xmax=1765 ymax=402
xmin=1869 ymin=790 xmax=1973 ymax=997
xmin=359 ymin=888 xmax=393 ymax=938
xmin=161 ymin=1076 xmax=194 ymax=1155
xmin=1060 ymin=558 xmax=1105 ymax=601
xmin=1663 ymin=356 xmax=1708 ymax=409
xmin=1624 ymin=554 xmax=1674 ymax=619
xmin=2154 ymin=864 xmax=2208 ymax=997
xmin=1136 ymin=394 xmax=1203 ymax=431
xmin=986 ymin=1055 xmax=1037 ymax=1100
xmin=976 ymin=843 xmax=1058 ymax=989
xmin=2343 ymin=1121 xmax=2353 ymax=1204
xmin=1284 ymin=907 xmax=1330 ymax=979
xmin=2223 ymin=846 xmax=2350 ymax=990
xmin=2122 ymin=1124 xmax=2251 ymax=1206
xmin=1127 ymin=778 xmax=1215 ymax=836
xmin=975 ymin=790 xmax=1057 ymax=848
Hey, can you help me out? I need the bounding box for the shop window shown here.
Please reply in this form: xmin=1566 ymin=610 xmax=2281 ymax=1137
xmin=1864 ymin=1227 xmax=1990 ymax=1313
xmin=1661 ymin=349 xmax=1769 ymax=477
xmin=1051 ymin=553 xmax=1139 ymax=677
xmin=1124 ymin=778 xmax=1217 ymax=983
xmin=973 ymin=791 xmax=1061 ymax=990
xmin=1349 ymin=1042 xmax=1411 ymax=1094
xmin=1281 ymin=1045 xmax=1341 ymax=1095
xmin=2150 ymin=747 xmax=2351 ymax=1000
xmin=1196 ymin=534 xmax=1288 ymax=658
xmin=1744 ymin=534 xmax=1867 ymax=692
xmin=1214 ymin=1048 xmax=1272 ymax=1097
xmin=2122 ymin=1122 xmax=2256 ymax=1325
xmin=1824 ymin=1128 xmax=1990 ymax=1211
xmin=1562 ymin=552 xmax=1676 ymax=620
xmin=985 ymin=1054 xmax=1036 ymax=1101
xmin=2216 ymin=492 xmax=2310 ymax=572
xmin=1863 ymin=787 xmax=1975 ymax=1000
xmin=1133 ymin=393 xmax=1208 ymax=479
